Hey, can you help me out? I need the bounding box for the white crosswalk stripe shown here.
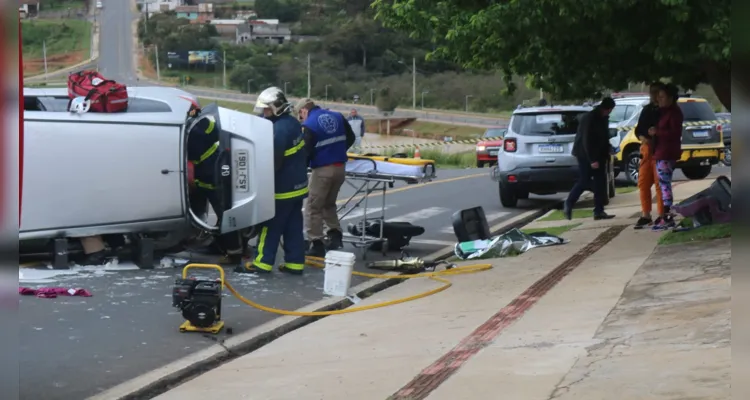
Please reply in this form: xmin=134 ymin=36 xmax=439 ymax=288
xmin=339 ymin=205 xmax=394 ymax=221
xmin=439 ymin=210 xmax=512 ymax=233
xmin=386 ymin=207 xmax=451 ymax=223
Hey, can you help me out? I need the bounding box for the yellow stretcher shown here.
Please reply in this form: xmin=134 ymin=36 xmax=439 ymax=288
xmin=347 ymin=152 xmax=435 ymax=167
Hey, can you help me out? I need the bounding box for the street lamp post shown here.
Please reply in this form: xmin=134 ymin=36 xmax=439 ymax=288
xmin=465 ymin=94 xmax=473 ymax=112
xmin=421 ymin=91 xmax=429 ymax=109
xmin=247 ymin=79 xmax=254 ymax=94
xmin=325 ymin=84 xmax=332 ymax=102
xmin=370 ymin=88 xmax=376 ymax=105
xmin=284 ymin=81 xmax=290 ymax=93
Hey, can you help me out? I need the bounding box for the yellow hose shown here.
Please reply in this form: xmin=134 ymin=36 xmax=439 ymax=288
xmin=223 ymin=257 xmax=492 ymax=317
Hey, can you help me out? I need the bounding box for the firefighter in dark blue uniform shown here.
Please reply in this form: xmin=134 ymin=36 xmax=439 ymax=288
xmin=182 ymin=97 xmax=246 ymax=263
xmin=236 ymin=87 xmax=308 ymax=275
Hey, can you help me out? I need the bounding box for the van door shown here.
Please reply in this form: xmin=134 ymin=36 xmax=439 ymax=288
xmin=187 ymin=104 xmax=276 ymax=234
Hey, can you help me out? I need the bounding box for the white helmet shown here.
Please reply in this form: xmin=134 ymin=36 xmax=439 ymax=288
xmin=255 ymin=86 xmax=291 ymax=116
xmin=69 ymin=97 xmax=91 ymax=114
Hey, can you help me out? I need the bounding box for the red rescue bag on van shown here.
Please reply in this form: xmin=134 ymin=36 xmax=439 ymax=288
xmin=67 ymin=70 xmax=128 ymax=112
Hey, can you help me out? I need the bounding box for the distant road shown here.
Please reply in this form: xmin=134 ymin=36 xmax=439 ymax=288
xmin=175 ymin=86 xmax=507 ymax=127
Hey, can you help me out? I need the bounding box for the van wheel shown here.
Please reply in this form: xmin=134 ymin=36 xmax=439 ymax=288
xmin=681 ymin=165 xmax=712 ymax=180
xmin=625 ymin=151 xmax=641 ymax=185
xmin=498 ymin=182 xmax=518 ymax=207
xmin=477 ymin=160 xmax=484 ymax=168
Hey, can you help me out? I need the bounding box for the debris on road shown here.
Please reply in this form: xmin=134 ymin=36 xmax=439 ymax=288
xmin=453 ymin=227 xmax=567 ymax=260
xmin=19 ymin=287 xmax=92 ymax=298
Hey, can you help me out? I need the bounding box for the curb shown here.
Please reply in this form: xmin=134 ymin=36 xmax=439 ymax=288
xmin=86 ymin=205 xmax=555 ymax=400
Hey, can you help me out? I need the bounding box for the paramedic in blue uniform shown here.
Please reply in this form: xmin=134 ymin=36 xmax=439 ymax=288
xmin=236 ymin=87 xmax=308 ymax=275
xmin=296 ymin=98 xmax=356 ymax=258
xmin=181 ymin=97 xmax=246 ymax=263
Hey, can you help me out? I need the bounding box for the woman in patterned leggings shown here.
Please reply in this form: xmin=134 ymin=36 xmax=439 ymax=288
xmin=648 ymin=83 xmax=683 ymax=230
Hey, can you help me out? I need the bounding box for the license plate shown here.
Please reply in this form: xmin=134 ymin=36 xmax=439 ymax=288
xmin=489 ymin=150 xmax=498 ymax=156
xmin=692 ymin=130 xmax=710 ymax=138
xmin=233 ymin=149 xmax=249 ymax=192
xmin=538 ymin=144 xmax=564 ymax=153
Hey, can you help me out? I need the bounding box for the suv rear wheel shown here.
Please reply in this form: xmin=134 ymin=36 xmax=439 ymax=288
xmin=681 ymin=165 xmax=712 ymax=180
xmin=625 ymin=151 xmax=641 ymax=185
xmin=477 ymin=160 xmax=485 ymax=168
xmin=498 ymin=182 xmax=518 ymax=207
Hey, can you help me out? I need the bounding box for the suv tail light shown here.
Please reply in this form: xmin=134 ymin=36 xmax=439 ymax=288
xmin=504 ymin=138 xmax=517 ymax=152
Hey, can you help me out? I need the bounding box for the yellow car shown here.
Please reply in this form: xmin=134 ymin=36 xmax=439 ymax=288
xmin=609 ymin=95 xmax=724 ymax=184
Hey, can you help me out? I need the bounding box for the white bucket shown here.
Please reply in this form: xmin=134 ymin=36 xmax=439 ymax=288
xmin=323 ymin=251 xmax=356 ymax=297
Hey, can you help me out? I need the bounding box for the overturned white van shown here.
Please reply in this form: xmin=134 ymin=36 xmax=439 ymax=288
xmin=21 ymin=86 xmax=275 ymax=265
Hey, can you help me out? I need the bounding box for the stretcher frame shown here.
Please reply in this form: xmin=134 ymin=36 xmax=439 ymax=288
xmin=338 ymin=157 xmax=391 ymax=260
xmin=337 ymin=156 xmax=436 ymax=259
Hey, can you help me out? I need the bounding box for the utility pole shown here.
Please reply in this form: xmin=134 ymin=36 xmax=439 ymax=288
xmin=421 ymin=91 xmax=429 ymax=109
xmin=247 ymin=79 xmax=253 ymax=94
xmin=42 ymin=40 xmax=48 ymax=79
xmin=465 ymin=94 xmax=473 ymax=112
xmin=307 ymin=53 xmax=311 ymax=98
xmin=370 ymin=88 xmax=375 ymax=105
xmin=284 ymin=81 xmax=290 ymax=93
xmin=222 ymin=50 xmax=227 ymax=89
xmin=412 ymin=57 xmax=416 ymax=109
xmin=325 ymin=84 xmax=331 ymax=102
xmin=154 ymin=44 xmax=161 ymax=81
xmin=539 ymin=88 xmax=544 ymax=100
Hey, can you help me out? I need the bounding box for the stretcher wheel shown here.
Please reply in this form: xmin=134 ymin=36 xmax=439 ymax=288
xmin=381 ymin=239 xmax=389 ymax=256
xmin=361 ymin=246 xmax=368 ymax=260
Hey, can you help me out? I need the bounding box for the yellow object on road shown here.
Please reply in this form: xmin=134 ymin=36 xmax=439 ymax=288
xmin=222 ymin=256 xmax=492 ymax=317
xmin=348 ymin=153 xmax=435 ymax=167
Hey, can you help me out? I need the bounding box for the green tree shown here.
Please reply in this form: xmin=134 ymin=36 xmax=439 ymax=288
xmin=230 ymin=64 xmax=260 ymax=93
xmin=375 ymin=87 xmax=398 ymax=113
xmin=372 ymin=0 xmax=731 ymax=110
xmin=255 ymin=0 xmax=302 ymax=22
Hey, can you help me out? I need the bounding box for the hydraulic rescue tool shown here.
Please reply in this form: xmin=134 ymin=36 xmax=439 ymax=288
xmin=366 ymin=255 xmax=455 ymax=273
xmin=172 ymin=264 xmax=225 ymax=334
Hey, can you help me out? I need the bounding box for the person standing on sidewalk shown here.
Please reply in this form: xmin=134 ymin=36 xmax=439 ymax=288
xmin=564 ymin=97 xmax=616 ymax=221
xmin=634 ymin=82 xmax=666 ymax=229
xmin=348 ymin=108 xmax=365 ymax=151
xmin=296 ymin=98 xmax=356 ymax=257
xmin=649 ymin=83 xmax=683 ymax=231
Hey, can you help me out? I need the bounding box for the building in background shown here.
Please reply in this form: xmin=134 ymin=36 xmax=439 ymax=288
xmin=19 ymin=0 xmax=41 ymax=18
xmin=175 ymin=2 xmax=214 ymax=22
xmin=236 ymin=22 xmax=292 ymax=45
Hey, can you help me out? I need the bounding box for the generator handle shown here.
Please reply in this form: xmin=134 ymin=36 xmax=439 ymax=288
xmin=182 ymin=263 xmax=225 ymax=289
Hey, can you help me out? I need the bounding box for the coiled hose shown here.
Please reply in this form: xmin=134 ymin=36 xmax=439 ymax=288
xmin=223 ymin=256 xmax=492 ymax=316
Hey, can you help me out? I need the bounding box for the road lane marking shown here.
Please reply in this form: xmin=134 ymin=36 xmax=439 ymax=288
xmin=340 ymin=205 xmax=394 ymax=221
xmin=386 ymin=207 xmax=450 ymax=223
xmin=408 ymin=238 xmax=455 ymax=246
xmin=336 ymin=173 xmax=486 ymax=205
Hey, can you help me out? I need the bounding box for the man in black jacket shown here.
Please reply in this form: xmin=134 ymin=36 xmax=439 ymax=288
xmin=564 ymin=97 xmax=617 ymax=220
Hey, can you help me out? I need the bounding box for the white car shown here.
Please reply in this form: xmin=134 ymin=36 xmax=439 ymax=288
xmin=96 ymin=1 xmax=103 ymax=9
xmin=21 ymin=86 xmax=275 ymax=260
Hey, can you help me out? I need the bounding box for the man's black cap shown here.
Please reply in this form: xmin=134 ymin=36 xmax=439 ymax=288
xmin=599 ymin=97 xmax=615 ymax=109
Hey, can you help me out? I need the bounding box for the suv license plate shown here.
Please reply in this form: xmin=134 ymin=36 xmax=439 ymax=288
xmin=539 ymin=144 xmax=564 ymax=153
xmin=692 ymin=130 xmax=710 ymax=138
xmin=233 ymin=149 xmax=250 ymax=192
xmin=489 ymin=150 xmax=498 ymax=156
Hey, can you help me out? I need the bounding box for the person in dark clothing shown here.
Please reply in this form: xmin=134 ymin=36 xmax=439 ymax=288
xmin=236 ymin=87 xmax=309 ymax=275
xmin=296 ymin=98 xmax=356 ymax=257
xmin=564 ymin=97 xmax=617 ymax=220
xmin=634 ymin=82 xmax=666 ymax=229
xmin=182 ymin=97 xmax=246 ymax=264
xmin=650 ymin=83 xmax=683 ymax=231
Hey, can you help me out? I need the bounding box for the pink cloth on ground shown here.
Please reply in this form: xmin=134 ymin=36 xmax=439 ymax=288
xmin=19 ymin=287 xmax=92 ymax=299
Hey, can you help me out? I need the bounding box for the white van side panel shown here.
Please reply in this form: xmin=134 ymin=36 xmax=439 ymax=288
xmin=217 ymin=107 xmax=275 ymax=232
xmin=21 ymin=120 xmax=184 ymax=234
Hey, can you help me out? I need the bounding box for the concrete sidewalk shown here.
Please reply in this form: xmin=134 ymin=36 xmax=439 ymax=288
xmin=153 ymin=181 xmax=730 ymax=400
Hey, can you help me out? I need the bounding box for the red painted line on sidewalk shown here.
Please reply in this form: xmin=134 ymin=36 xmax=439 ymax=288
xmin=390 ymin=225 xmax=628 ymax=400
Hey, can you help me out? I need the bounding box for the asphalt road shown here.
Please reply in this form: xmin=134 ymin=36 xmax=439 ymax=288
xmin=18 ymin=168 xmax=561 ymax=400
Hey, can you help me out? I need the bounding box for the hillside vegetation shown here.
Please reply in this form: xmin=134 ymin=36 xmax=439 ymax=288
xmin=139 ymin=0 xmax=723 ymax=113
xmin=21 ymin=19 xmax=91 ymax=58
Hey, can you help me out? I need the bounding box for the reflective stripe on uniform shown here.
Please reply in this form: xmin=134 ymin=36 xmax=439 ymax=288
xmin=193 ymin=179 xmax=215 ymax=190
xmin=193 ymin=141 xmax=219 ymax=165
xmin=275 ymin=186 xmax=309 ymax=200
xmin=253 ymin=227 xmax=274 ymax=271
xmin=284 ymin=262 xmax=304 ymax=271
xmin=204 ymin=116 xmax=216 ymax=134
xmin=284 ymin=139 xmax=305 ymax=156
xmin=315 ymin=135 xmax=346 ymax=148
